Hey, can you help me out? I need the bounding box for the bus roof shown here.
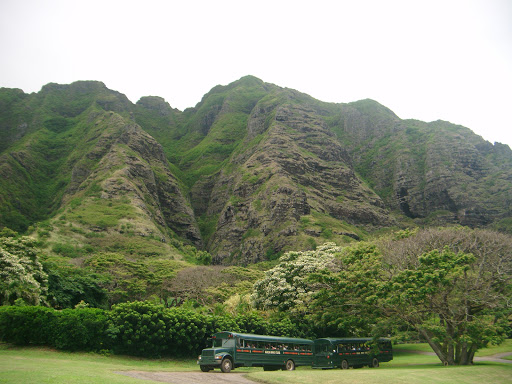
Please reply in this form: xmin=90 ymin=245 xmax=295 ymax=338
xmin=213 ymin=331 xmax=313 ymax=345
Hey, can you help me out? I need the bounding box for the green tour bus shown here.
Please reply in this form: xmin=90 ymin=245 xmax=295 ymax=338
xmin=312 ymin=338 xmax=393 ymax=369
xmin=198 ymin=331 xmax=314 ymax=372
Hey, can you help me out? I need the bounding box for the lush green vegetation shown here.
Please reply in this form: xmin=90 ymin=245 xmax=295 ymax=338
xmin=1 ymin=228 xmax=511 ymax=366
xmin=0 ymin=301 xmax=309 ymax=358
xmin=1 ymin=78 xmax=512 ymax=376
xmin=253 ymin=228 xmax=512 ymax=366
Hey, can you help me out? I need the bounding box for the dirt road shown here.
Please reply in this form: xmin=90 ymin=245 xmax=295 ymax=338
xmin=115 ymin=371 xmax=256 ymax=384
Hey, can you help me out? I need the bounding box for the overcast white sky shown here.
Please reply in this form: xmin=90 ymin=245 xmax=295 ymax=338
xmin=1 ymin=0 xmax=511 ymax=147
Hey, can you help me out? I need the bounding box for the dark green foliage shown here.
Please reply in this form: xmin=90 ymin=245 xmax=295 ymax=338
xmin=43 ymin=117 xmax=71 ymax=133
xmin=52 ymin=308 xmax=109 ymax=351
xmin=233 ymin=312 xmax=268 ymax=335
xmin=107 ymin=301 xmax=207 ymax=357
xmin=44 ymin=259 xmax=108 ymax=309
xmin=0 ymin=305 xmax=55 ymax=345
xmin=0 ymin=305 xmax=108 ymax=351
xmin=196 ymin=250 xmax=212 ymax=265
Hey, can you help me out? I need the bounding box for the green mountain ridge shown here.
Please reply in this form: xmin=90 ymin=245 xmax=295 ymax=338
xmin=1 ymin=76 xmax=511 ymax=268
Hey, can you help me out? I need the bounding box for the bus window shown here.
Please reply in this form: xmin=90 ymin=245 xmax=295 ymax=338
xmin=214 ymin=338 xmax=235 ymax=348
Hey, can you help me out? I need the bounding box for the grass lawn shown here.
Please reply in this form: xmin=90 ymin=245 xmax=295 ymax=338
xmin=475 ymin=339 xmax=512 ymax=357
xmin=0 ymin=344 xmax=196 ymax=384
xmin=246 ymin=363 xmax=512 ymax=384
xmin=393 ymin=339 xmax=512 ymax=357
xmin=0 ymin=341 xmax=510 ymax=384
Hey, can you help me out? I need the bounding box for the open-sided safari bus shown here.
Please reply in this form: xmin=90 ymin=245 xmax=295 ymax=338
xmin=312 ymin=337 xmax=393 ymax=369
xmin=197 ymin=331 xmax=314 ymax=372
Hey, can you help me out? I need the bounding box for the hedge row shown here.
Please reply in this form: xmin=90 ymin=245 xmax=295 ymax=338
xmin=0 ymin=302 xmax=302 ymax=357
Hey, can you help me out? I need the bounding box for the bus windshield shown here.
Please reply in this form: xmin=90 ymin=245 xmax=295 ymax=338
xmin=213 ymin=338 xmax=235 ymax=348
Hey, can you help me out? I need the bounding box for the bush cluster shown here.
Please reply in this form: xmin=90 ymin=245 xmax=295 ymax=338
xmin=0 ymin=301 xmax=303 ymax=357
xmin=0 ymin=305 xmax=108 ymax=351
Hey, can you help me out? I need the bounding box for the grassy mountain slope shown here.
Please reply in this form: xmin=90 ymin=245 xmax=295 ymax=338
xmin=1 ymin=76 xmax=511 ymax=270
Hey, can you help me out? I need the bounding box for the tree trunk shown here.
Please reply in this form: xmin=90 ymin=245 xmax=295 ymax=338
xmin=456 ymin=340 xmax=478 ymax=365
xmin=419 ymin=329 xmax=449 ymax=365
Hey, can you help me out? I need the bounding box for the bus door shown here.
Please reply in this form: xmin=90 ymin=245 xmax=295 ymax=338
xmin=251 ymin=341 xmax=266 ymax=366
xmin=235 ymin=338 xmax=252 ymax=366
xmin=314 ymin=341 xmax=331 ymax=368
xmin=356 ymin=343 xmax=369 ymax=366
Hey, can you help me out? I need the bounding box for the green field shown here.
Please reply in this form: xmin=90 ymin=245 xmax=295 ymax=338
xmin=247 ymin=364 xmax=512 ymax=384
xmin=0 ymin=342 xmax=510 ymax=384
xmin=0 ymin=344 xmax=196 ymax=383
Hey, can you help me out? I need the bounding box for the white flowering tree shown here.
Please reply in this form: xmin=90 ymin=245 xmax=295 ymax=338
xmin=0 ymin=236 xmax=48 ymax=305
xmin=252 ymin=243 xmax=341 ymax=313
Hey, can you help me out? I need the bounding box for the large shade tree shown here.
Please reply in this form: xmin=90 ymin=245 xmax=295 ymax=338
xmin=313 ymin=228 xmax=512 ymax=365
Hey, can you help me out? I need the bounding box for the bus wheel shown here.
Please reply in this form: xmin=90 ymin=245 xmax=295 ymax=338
xmin=371 ymin=358 xmax=379 ymax=368
xmin=285 ymin=359 xmax=295 ymax=371
xmin=200 ymin=365 xmax=211 ymax=372
xmin=220 ymin=358 xmax=233 ymax=373
xmin=341 ymin=359 xmax=349 ymax=370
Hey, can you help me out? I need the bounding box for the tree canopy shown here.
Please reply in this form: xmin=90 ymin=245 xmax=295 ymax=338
xmin=312 ymin=228 xmax=512 ymax=365
xmin=252 ymin=242 xmax=341 ymax=313
xmin=0 ymin=235 xmax=48 ymax=306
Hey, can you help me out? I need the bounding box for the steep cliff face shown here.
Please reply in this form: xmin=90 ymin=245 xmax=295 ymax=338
xmin=0 ymin=82 xmax=201 ymax=259
xmin=203 ymin=98 xmax=394 ymax=264
xmin=337 ymin=113 xmax=512 ymax=227
xmin=63 ymin=111 xmax=202 ymax=248
xmin=1 ymin=76 xmax=511 ymax=265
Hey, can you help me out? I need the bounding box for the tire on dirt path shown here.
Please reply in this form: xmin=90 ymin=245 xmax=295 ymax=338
xmin=220 ymin=358 xmax=233 ymax=373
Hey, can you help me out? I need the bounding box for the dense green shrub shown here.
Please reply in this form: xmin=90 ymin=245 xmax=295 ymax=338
xmin=0 ymin=300 xmax=314 ymax=357
xmin=0 ymin=305 xmax=55 ymax=345
xmin=52 ymin=308 xmax=109 ymax=351
xmin=107 ymin=301 xmax=168 ymax=357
